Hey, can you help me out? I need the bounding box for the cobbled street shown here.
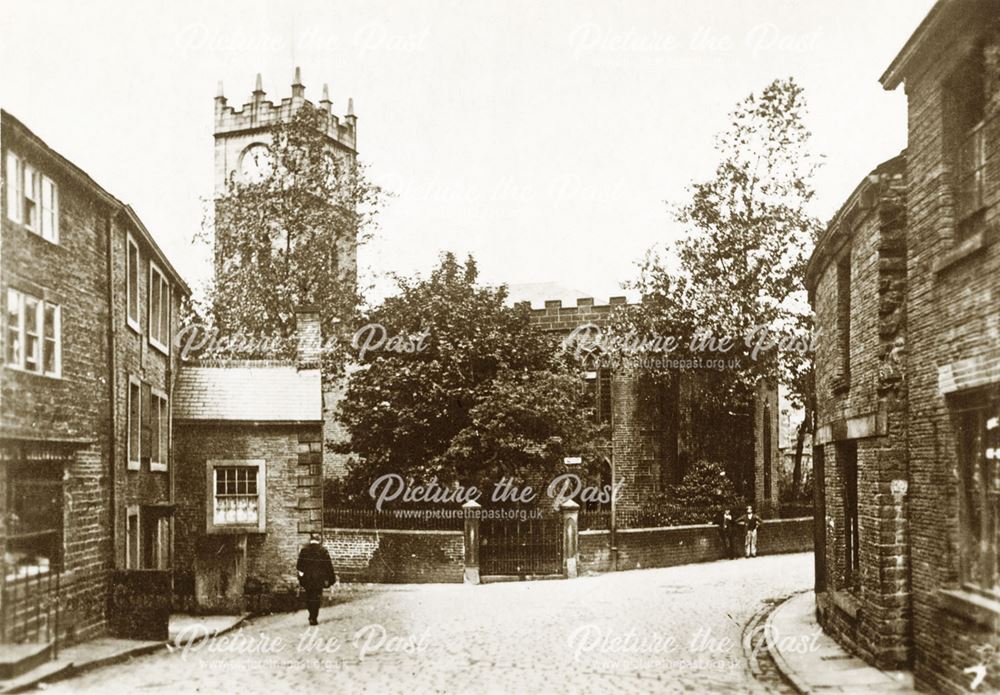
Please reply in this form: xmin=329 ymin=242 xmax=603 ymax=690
xmin=42 ymin=553 xmax=811 ymax=694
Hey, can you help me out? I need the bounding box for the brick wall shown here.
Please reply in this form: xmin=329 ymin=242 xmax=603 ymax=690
xmin=891 ymin=9 xmax=1000 ymax=692
xmin=807 ymin=154 xmax=912 ymax=670
xmin=578 ymin=518 xmax=813 ymax=574
xmin=523 ymin=295 xmax=624 ymax=328
xmin=322 ymin=528 xmax=464 ymax=583
xmin=580 ymin=530 xmax=613 ymax=573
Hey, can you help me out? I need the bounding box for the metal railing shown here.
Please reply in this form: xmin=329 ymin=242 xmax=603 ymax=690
xmin=0 ymin=567 xmax=61 ymax=655
xmin=323 ymin=506 xmax=464 ymax=531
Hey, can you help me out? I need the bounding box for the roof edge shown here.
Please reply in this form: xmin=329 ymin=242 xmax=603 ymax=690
xmin=119 ymin=205 xmax=191 ymax=295
xmin=3 ymin=109 xmax=192 ymax=297
xmin=880 ymin=0 xmax=989 ymax=90
xmin=174 ymin=418 xmax=323 ymax=426
xmin=805 ymin=152 xmax=906 ymax=291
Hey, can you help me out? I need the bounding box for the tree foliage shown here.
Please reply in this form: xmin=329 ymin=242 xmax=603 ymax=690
xmin=636 ymin=460 xmax=745 ymax=526
xmin=337 ymin=253 xmax=605 ymax=499
xmin=198 ymin=102 xmax=384 ymax=374
xmin=615 ymin=78 xmax=819 ymax=441
xmin=628 ymin=79 xmax=819 ymax=397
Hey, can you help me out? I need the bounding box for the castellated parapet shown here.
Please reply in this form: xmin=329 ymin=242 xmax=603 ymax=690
xmin=213 ymin=67 xmax=357 ymax=195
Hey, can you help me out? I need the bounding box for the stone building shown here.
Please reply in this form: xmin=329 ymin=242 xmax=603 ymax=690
xmin=172 ymin=310 xmax=324 ymax=613
xmin=212 ymin=69 xmax=357 ymax=482
xmin=0 ymin=110 xmax=188 ymax=659
xmin=810 ymin=1 xmax=1000 ymax=691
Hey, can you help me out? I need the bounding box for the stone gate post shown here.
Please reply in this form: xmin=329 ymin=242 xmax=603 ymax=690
xmin=463 ymin=499 xmax=481 ymax=585
xmin=561 ymin=499 xmax=580 ymax=578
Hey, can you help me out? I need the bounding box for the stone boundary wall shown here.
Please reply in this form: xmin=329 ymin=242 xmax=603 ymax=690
xmin=323 ymin=528 xmax=465 ymax=584
xmin=323 ymin=518 xmax=812 ymax=583
xmin=580 ymin=518 xmax=813 ymax=574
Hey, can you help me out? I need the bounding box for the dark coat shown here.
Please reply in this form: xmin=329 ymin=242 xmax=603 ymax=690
xmin=297 ymin=542 xmax=336 ymax=591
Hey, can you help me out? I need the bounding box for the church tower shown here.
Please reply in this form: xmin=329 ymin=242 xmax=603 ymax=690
xmin=212 ymin=67 xmax=359 ymax=288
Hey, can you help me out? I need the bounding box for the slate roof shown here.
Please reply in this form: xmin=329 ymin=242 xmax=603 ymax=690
xmin=174 ymin=361 xmax=322 ymax=423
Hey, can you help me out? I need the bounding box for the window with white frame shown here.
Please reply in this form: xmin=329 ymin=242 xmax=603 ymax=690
xmin=206 ymin=460 xmax=266 ymax=533
xmin=6 ymin=152 xmax=23 ymax=224
xmin=126 ymin=235 xmax=140 ymax=331
xmin=5 ymin=152 xmax=57 ymax=242
xmin=5 ymin=288 xmax=60 ymax=377
xmin=40 ymin=175 xmax=57 ymax=241
xmin=150 ymin=390 xmax=169 ymax=472
xmin=127 ymin=377 xmax=141 ymax=470
xmin=148 ymin=262 xmax=169 ymax=352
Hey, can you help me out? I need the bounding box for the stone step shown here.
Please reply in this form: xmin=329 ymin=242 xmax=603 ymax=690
xmin=0 ymin=642 xmax=53 ymax=680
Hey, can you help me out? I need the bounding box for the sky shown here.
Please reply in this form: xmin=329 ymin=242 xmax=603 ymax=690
xmin=0 ymin=0 xmax=936 ymax=305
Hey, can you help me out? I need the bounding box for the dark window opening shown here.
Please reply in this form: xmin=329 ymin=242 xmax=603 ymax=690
xmin=5 ymin=462 xmax=64 ymax=577
xmin=946 ymin=44 xmax=989 ymax=237
xmin=958 ymin=399 xmax=1000 ymax=596
xmin=597 ymin=367 xmax=612 ymax=427
xmin=836 ymin=254 xmax=852 ymax=384
xmin=141 ymin=509 xmax=171 ymax=570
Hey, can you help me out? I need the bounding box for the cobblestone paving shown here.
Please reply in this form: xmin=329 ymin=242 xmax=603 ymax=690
xmin=42 ymin=552 xmax=812 ymax=694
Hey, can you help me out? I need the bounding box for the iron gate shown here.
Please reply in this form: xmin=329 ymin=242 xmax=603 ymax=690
xmin=480 ymin=515 xmax=562 ymax=576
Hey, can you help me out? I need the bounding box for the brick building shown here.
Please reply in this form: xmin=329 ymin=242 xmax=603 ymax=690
xmin=809 ymin=1 xmax=1000 ymax=691
xmin=0 ymin=110 xmax=188 ymax=653
xmin=522 ymin=294 xmax=759 ymax=518
xmin=807 ymin=154 xmax=909 ymax=668
xmin=172 ymin=310 xmax=324 ymax=612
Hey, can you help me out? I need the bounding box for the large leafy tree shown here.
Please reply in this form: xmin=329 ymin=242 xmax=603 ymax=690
xmin=337 ymin=253 xmax=605 ymax=499
xmin=624 ymin=78 xmax=821 ymax=494
xmin=199 ymin=102 xmax=384 ymax=374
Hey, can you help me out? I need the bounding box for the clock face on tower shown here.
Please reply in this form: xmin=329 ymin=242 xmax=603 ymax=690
xmin=239 ymin=143 xmax=272 ymax=183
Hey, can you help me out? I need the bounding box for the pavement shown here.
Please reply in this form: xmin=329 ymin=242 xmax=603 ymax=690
xmin=169 ymin=613 xmax=250 ymax=647
xmin=765 ymin=591 xmax=918 ymax=694
xmin=0 ymin=613 xmax=246 ymax=693
xmin=31 ymin=552 xmax=815 ymax=694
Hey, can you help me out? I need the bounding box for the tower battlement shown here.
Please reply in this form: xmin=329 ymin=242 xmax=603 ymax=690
xmin=214 ymin=67 xmax=357 ymax=153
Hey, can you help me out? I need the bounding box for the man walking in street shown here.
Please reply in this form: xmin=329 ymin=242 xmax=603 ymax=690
xmin=738 ymin=505 xmax=760 ymax=558
xmin=297 ymin=532 xmax=337 ymax=625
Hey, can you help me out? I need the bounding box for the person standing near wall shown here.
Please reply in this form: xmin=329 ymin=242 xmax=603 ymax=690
xmin=738 ymin=505 xmax=760 ymax=558
xmin=297 ymin=532 xmax=337 ymax=625
xmin=717 ymin=509 xmax=734 ymax=558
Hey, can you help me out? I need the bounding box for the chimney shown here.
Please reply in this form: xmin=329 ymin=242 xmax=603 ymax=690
xmin=295 ymin=305 xmax=322 ymax=370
